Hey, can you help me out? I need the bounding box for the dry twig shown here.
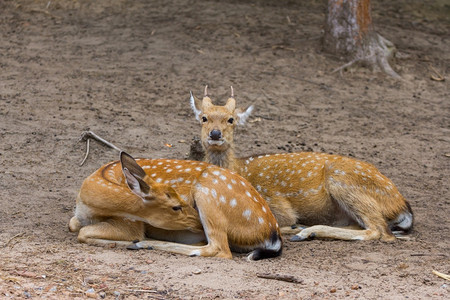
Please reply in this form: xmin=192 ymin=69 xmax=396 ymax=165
xmin=432 ymin=270 xmax=450 ymax=281
xmin=256 ymin=273 xmax=303 ymax=284
xmin=79 ymin=131 xmax=123 ymax=166
xmin=429 ymin=66 xmax=445 ymax=81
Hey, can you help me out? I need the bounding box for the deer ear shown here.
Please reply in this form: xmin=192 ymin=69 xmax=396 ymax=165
xmin=236 ymin=105 xmax=254 ymax=125
xmin=190 ymin=91 xmax=203 ymax=122
xmin=123 ymin=167 xmax=151 ymax=198
xmin=120 ymin=151 xmax=146 ymax=179
xmin=120 ymin=152 xmax=155 ymax=199
xmin=201 ymin=97 xmax=212 ymax=110
xmin=225 ymin=98 xmax=236 ymax=112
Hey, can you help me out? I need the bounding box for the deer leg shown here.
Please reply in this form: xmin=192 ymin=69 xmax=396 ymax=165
xmin=129 ymin=230 xmax=232 ymax=259
xmin=77 ymin=217 xmax=145 ymax=244
xmin=290 ymin=224 xmax=385 ymax=241
xmin=69 ymin=216 xmax=82 ymax=232
xmin=296 ymin=177 xmax=396 ymax=242
xmin=290 ymin=219 xmax=395 ymax=242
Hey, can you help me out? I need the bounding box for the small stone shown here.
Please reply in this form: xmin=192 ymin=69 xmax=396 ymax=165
xmin=86 ymin=292 xmax=97 ymax=298
xmin=192 ymin=269 xmax=202 ymax=275
xmin=330 ymin=288 xmax=337 ymax=293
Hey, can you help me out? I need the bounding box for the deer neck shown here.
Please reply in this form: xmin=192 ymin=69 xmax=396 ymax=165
xmin=204 ymin=146 xmax=241 ymax=173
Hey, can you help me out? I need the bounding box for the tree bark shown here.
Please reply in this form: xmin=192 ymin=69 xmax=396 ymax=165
xmin=324 ymin=0 xmax=400 ymax=79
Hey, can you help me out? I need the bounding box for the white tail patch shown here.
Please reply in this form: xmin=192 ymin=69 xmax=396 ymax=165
xmin=391 ymin=210 xmax=413 ymax=231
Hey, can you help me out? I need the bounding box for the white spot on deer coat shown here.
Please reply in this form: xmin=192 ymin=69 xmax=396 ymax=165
xmin=230 ymin=198 xmax=237 ymax=207
xmin=196 ymin=184 xmax=209 ymax=195
xmin=243 ymin=209 xmax=252 ymax=220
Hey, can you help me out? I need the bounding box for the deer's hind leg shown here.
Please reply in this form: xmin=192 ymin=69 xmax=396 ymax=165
xmin=290 ymin=191 xmax=395 ymax=242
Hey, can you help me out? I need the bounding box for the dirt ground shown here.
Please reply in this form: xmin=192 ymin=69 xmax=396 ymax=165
xmin=0 ymin=0 xmax=449 ymax=299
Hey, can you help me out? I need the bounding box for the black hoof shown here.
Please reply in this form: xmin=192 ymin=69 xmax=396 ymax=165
xmin=127 ymin=243 xmax=141 ymax=250
xmin=290 ymin=232 xmax=316 ymax=242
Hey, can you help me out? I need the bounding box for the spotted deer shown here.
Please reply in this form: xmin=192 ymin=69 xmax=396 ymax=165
xmin=190 ymin=86 xmax=413 ymax=242
xmin=69 ymin=151 xmax=282 ymax=260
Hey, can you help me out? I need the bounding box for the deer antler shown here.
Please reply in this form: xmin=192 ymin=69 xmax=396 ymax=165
xmin=204 ymin=85 xmax=208 ymax=97
xmin=230 ymin=86 xmax=234 ymax=98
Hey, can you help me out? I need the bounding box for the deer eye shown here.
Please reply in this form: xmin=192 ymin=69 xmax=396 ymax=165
xmin=227 ymin=117 xmax=234 ymax=124
xmin=202 ymin=116 xmax=208 ymax=122
xmin=172 ymin=205 xmax=182 ymax=211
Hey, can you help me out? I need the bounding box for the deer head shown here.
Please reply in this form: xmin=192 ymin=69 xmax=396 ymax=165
xmin=190 ymin=86 xmax=254 ymax=154
xmin=120 ymin=152 xmax=203 ymax=233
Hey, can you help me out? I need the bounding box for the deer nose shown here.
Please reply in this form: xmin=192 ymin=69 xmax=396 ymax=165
xmin=209 ymin=130 xmax=222 ymax=140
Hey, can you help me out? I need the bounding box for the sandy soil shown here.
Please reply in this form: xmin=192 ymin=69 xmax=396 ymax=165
xmin=0 ymin=0 xmax=449 ymax=299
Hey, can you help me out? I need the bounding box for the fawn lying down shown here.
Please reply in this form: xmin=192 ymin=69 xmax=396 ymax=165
xmin=69 ymin=151 xmax=282 ymax=260
xmin=190 ymin=86 xmax=413 ymax=242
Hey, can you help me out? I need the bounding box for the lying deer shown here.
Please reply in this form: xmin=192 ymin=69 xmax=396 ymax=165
xmin=69 ymin=151 xmax=282 ymax=260
xmin=190 ymin=86 xmax=413 ymax=242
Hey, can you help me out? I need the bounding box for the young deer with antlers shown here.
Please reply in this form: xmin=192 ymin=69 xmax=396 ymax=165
xmin=69 ymin=151 xmax=282 ymax=260
xmin=190 ymin=86 xmax=413 ymax=242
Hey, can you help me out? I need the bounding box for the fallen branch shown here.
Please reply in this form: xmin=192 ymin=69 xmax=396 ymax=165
xmin=79 ymin=131 xmax=123 ymax=166
xmin=125 ymin=289 xmax=158 ymax=293
xmin=256 ymin=273 xmax=303 ymax=284
xmin=432 ymin=270 xmax=450 ymax=281
xmin=410 ymin=253 xmax=448 ymax=257
xmin=332 ymin=55 xmax=371 ymax=74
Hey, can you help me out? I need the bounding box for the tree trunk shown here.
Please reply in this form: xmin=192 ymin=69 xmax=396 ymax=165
xmin=324 ymin=0 xmax=400 ymax=79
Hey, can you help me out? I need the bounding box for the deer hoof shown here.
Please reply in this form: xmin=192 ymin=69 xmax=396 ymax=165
xmin=290 ymin=232 xmax=316 ymax=242
xmin=127 ymin=243 xmax=141 ymax=250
